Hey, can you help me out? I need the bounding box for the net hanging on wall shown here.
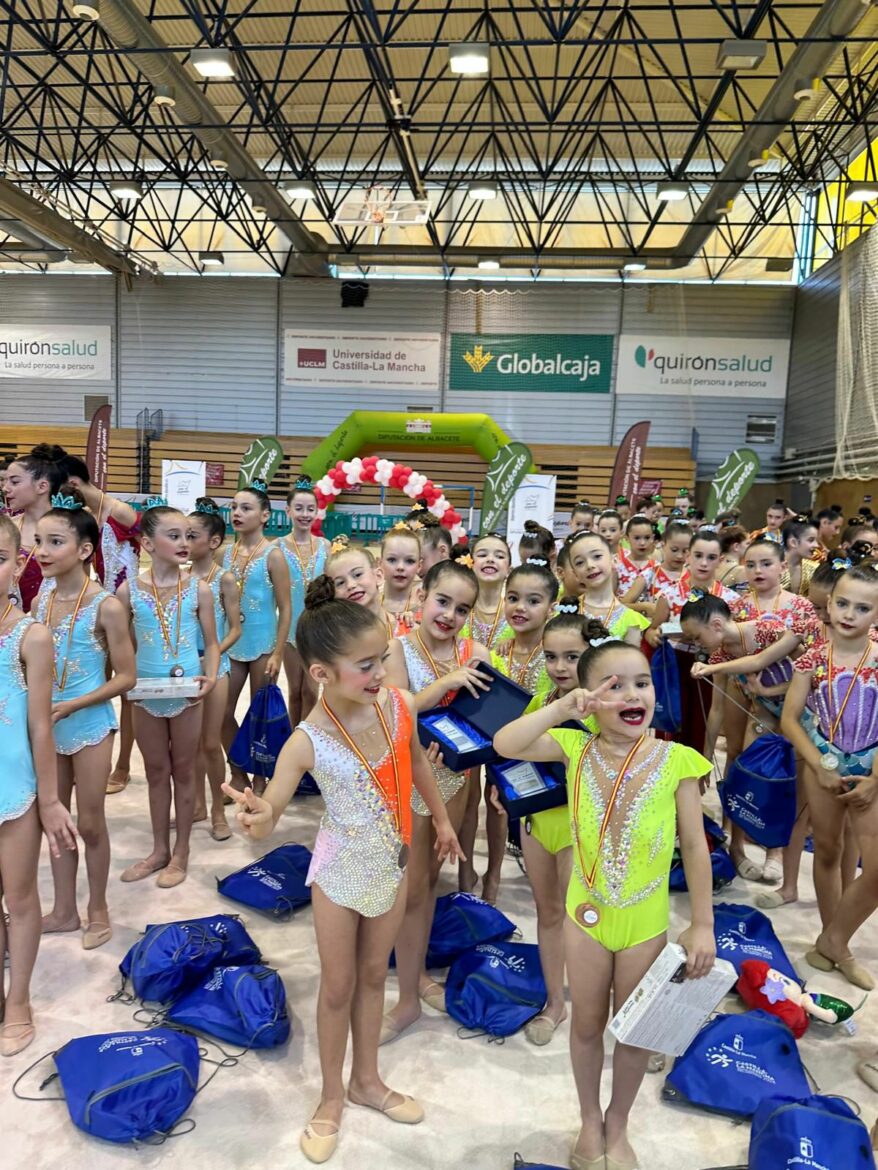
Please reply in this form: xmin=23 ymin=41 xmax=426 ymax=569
xmin=833 ymin=225 xmax=878 ymax=480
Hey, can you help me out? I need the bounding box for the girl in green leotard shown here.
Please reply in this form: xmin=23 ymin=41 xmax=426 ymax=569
xmin=490 ymin=613 xmax=610 ymax=1048
xmin=495 ymin=641 xmax=715 ymax=1170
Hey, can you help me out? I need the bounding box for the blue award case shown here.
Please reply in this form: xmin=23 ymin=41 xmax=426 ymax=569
xmin=417 ymin=661 xmax=532 ymax=773
xmin=487 ymin=719 xmax=586 ymax=819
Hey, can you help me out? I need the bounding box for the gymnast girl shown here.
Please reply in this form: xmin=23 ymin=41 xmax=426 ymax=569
xmin=224 ymin=582 xmax=463 ymax=1163
xmin=495 ymin=639 xmax=715 ymax=1170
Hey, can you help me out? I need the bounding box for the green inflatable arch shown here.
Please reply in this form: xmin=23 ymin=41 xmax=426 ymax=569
xmin=301 ymin=411 xmax=517 ymax=481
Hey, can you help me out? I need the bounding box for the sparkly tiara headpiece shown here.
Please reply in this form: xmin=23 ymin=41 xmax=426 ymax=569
xmin=50 ymin=492 xmax=83 ymax=511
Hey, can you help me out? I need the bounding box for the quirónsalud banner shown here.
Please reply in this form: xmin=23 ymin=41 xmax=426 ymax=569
xmin=0 ymin=324 xmax=112 ymax=380
xmin=480 ymin=442 xmax=533 ymax=535
xmin=608 ymin=422 xmax=651 ymax=506
xmin=705 ymin=448 xmax=761 ymax=521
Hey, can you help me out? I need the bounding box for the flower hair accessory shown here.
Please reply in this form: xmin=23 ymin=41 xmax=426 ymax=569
xmin=525 ymin=557 xmax=548 ymax=567
xmin=391 ymin=519 xmax=413 ymax=532
xmin=330 ymin=534 xmax=350 ymax=555
xmin=195 ymin=500 xmax=218 ymax=516
xmin=457 ymin=552 xmax=474 ymax=568
xmin=832 ymin=557 xmax=852 ymax=571
xmin=143 ymin=495 xmax=168 ymax=509
xmin=687 ymin=588 xmax=706 ymax=602
xmin=557 ymin=600 xmax=580 ymax=614
xmin=51 ymin=492 xmax=83 ymax=511
xmin=249 ymin=478 xmax=268 ymax=494
xmin=410 ymin=502 xmax=425 ymax=513
xmin=588 ymin=635 xmax=616 ymax=648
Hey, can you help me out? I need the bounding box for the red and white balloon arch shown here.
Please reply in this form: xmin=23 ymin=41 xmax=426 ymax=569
xmin=314 ymin=457 xmax=468 ymax=546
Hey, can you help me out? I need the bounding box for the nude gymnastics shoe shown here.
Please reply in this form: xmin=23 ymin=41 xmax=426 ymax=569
xmin=1 ymin=1010 xmax=34 ymax=1058
xmin=525 ymin=1013 xmax=563 ymax=1046
xmin=299 ymin=1119 xmax=339 ymax=1164
xmin=605 ymin=1157 xmax=639 ymax=1170
xmin=156 ymin=863 xmax=187 ymax=889
xmin=120 ymin=858 xmax=167 ymax=883
xmin=805 ymin=944 xmax=875 ymax=991
xmin=570 ymin=1153 xmax=606 ymax=1169
xmin=82 ymin=921 xmax=113 ymax=950
xmin=419 ymin=979 xmax=447 ymax=1012
xmin=348 ymin=1088 xmax=424 ymax=1125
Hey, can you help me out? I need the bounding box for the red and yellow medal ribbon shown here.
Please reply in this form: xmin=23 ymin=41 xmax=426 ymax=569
xmin=46 ymin=576 xmax=91 ymax=691
xmin=150 ymin=569 xmax=183 ymax=661
xmin=572 ymin=734 xmax=645 ymax=889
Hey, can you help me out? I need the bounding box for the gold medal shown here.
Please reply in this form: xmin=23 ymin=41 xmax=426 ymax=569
xmin=575 ymin=902 xmax=601 ymax=929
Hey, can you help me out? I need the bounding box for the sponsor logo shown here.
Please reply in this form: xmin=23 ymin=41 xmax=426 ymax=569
xmin=463 ymin=343 xmax=494 ymax=373
xmin=298 ymin=347 xmax=326 ymax=368
xmin=405 ymin=417 xmax=432 ymax=434
xmin=705 ymin=1035 xmax=776 ymax=1083
xmin=633 ymin=341 xmax=774 ymax=375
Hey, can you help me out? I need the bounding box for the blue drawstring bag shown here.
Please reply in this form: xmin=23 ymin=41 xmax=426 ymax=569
xmin=721 ymin=733 xmax=797 ymax=848
xmin=391 ymin=892 xmax=517 ymax=970
xmin=651 ymin=640 xmax=682 ymax=733
xmin=228 ymin=683 xmax=292 ymax=778
xmin=53 ymin=1029 xmax=199 ymax=1144
xmin=512 ymin=1158 xmax=565 ymax=1170
xmin=141 ymin=915 xmax=261 ymax=967
xmin=117 ymin=922 xmax=226 ymax=1005
xmin=216 ymin=842 xmax=312 ymax=919
xmin=167 ymin=964 xmax=291 ymax=1050
xmin=446 ymin=942 xmax=546 ymax=1038
xmin=749 ymin=1094 xmax=876 ymax=1170
xmin=714 ymin=902 xmax=801 ymax=986
xmin=670 ymin=815 xmax=736 ymax=892
xmin=663 ymin=1011 xmax=810 ymax=1119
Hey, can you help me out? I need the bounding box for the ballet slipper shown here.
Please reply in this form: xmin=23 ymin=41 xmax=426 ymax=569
xmin=570 ymin=1156 xmax=606 ymax=1170
xmin=82 ymin=921 xmax=113 ymax=950
xmin=300 ymin=1119 xmax=339 ymax=1164
xmin=605 ymin=1157 xmax=639 ymax=1170
xmin=734 ymin=856 xmax=763 ymax=881
xmin=524 ymin=1013 xmax=562 ymax=1046
xmin=419 ymin=979 xmax=447 ymax=1013
xmin=210 ymin=820 xmax=232 ymax=842
xmin=805 ymin=944 xmax=875 ymax=990
xmin=348 ymin=1088 xmax=424 ymax=1125
xmin=120 ymin=857 xmax=167 ymax=883
xmin=156 ymin=863 xmax=187 ymax=889
xmin=755 ymin=890 xmax=794 ymax=910
xmin=1 ymin=1008 xmax=34 ymax=1058
xmin=761 ymin=858 xmax=783 ymax=884
xmin=106 ymin=771 xmax=129 ymax=795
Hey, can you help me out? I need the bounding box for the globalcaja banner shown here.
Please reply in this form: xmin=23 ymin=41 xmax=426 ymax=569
xmin=284 ymin=330 xmax=441 ymax=391
xmin=616 ymin=335 xmax=790 ymax=399
xmin=0 ymin=324 xmax=111 ymax=380
xmin=449 ymin=333 xmax=613 ymax=393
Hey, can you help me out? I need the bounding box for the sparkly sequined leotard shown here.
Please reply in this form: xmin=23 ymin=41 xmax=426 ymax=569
xmin=548 ymin=729 xmax=711 ymax=952
xmin=129 ymin=575 xmax=201 ymax=718
xmin=94 ymin=514 xmax=141 ymax=595
xmin=35 ymin=582 xmax=118 ymax=755
xmin=794 ymin=643 xmax=878 ymax=776
xmin=281 ymin=536 xmax=327 ymax=647
xmin=224 ymin=543 xmax=277 ymax=662
xmin=298 ymin=687 xmax=413 ymax=917
xmin=196 ymin=569 xmax=230 ymax=680
xmin=0 ymin=617 xmax=38 ymax=825
xmin=400 ymin=634 xmax=475 ymax=814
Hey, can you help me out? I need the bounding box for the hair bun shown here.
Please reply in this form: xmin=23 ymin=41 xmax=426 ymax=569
xmin=30 ymin=442 xmax=66 ymax=463
xmin=305 ymin=575 xmax=336 ymax=609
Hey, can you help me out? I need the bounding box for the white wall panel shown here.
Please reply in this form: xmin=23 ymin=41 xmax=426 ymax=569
xmin=0 ymin=275 xmax=115 ymax=425
xmin=784 ymin=255 xmax=841 ymax=458
xmin=617 ymin=284 xmax=795 ymax=477
xmin=445 ymin=285 xmax=621 ymax=443
xmin=279 ymin=278 xmax=448 ymax=435
xmin=118 ymin=277 xmax=277 ymax=433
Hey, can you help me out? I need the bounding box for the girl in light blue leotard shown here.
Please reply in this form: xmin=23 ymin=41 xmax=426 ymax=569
xmin=281 ymin=479 xmax=329 ymax=727
xmin=116 ymin=505 xmax=219 ymax=891
xmin=33 ymin=488 xmax=136 ymax=950
xmin=187 ymin=500 xmax=242 ymax=840
xmin=221 ymin=482 xmax=291 ymax=795
xmin=0 ymin=511 xmax=77 ymax=1058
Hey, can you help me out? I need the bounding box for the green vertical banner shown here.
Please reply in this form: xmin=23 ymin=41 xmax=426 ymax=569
xmin=238 ymin=437 xmax=285 ymax=488
xmin=705 ymin=448 xmax=761 ymax=521
xmin=480 ymin=442 xmax=533 ymax=534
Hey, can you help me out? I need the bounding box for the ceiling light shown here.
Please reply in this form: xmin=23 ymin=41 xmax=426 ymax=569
xmin=71 ymin=1 xmax=99 ymax=19
xmin=448 ymin=43 xmax=490 ymax=76
xmin=656 ymin=182 xmax=688 ymax=202
xmin=282 ymin=180 xmax=316 ymax=200
xmin=199 ymin=251 xmax=224 ymax=267
xmin=152 ymin=84 xmax=176 ymax=108
xmin=623 ymin=261 xmax=647 ymax=272
xmin=793 ymin=78 xmax=821 ymax=102
xmin=477 ymin=259 xmax=500 ymax=270
xmin=717 ymin=39 xmax=767 ymax=71
xmin=109 ymin=180 xmax=144 ymax=202
xmin=190 ymin=47 xmax=236 ymax=79
xmin=765 ymin=258 xmax=794 ymax=273
xmin=846 ymin=180 xmax=878 ymax=203
xmin=208 ymin=152 xmax=228 ymax=171
xmin=467 ymin=180 xmax=498 ymax=200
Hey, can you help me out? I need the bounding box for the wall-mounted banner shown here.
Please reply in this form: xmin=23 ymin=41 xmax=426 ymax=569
xmin=608 ymin=421 xmax=651 ymax=506
xmin=0 ymin=324 xmax=111 ymax=380
xmin=449 ymin=333 xmax=613 ymax=393
xmin=617 ymin=335 xmax=790 ymax=398
xmin=284 ymin=330 xmax=441 ymax=391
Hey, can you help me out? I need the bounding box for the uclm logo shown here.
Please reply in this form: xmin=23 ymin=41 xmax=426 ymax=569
xmin=634 ymin=345 xmax=654 ymax=368
xmin=298 ymin=347 xmax=326 ymax=368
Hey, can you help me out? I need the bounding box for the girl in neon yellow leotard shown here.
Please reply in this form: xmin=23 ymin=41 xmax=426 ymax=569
xmin=495 ymin=640 xmax=716 ymax=1170
xmin=490 ymin=612 xmax=610 ymax=1048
